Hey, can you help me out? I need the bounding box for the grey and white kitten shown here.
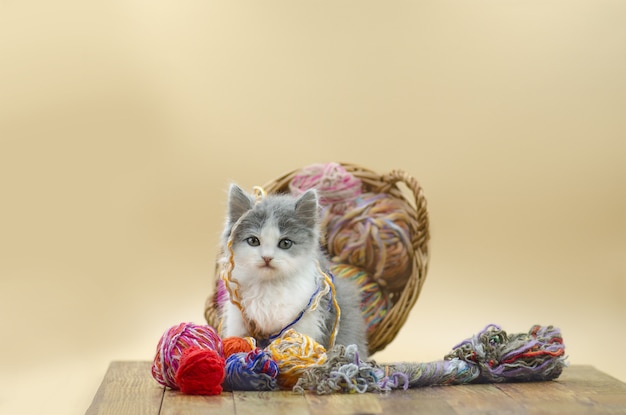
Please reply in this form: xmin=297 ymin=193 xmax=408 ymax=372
xmin=220 ymin=184 xmax=368 ymax=358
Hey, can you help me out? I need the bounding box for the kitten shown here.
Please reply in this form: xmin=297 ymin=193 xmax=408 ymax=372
xmin=219 ymin=184 xmax=368 ymax=358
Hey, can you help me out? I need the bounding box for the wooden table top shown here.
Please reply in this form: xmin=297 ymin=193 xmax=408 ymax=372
xmin=85 ymin=362 xmax=626 ymax=414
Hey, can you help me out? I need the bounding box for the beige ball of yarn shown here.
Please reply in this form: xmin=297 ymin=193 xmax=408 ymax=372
xmin=326 ymin=193 xmax=413 ymax=292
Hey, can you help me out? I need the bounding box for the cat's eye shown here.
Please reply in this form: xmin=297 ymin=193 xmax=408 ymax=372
xmin=246 ymin=236 xmax=260 ymax=246
xmin=278 ymin=238 xmax=293 ymax=249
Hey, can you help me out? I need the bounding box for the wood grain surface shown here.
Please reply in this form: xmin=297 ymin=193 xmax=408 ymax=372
xmin=85 ymin=363 xmax=626 ymax=415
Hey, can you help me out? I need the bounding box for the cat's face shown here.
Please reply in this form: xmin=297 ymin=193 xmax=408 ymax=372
xmin=225 ymin=185 xmax=320 ymax=283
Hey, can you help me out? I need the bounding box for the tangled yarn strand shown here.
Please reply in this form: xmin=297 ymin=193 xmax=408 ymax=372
xmin=294 ymin=345 xmax=477 ymax=394
xmin=445 ymin=324 xmax=566 ymax=383
xmin=318 ymin=266 xmax=341 ymax=348
xmin=221 ymin=239 xmax=242 ymax=310
xmin=295 ymin=324 xmax=567 ymax=394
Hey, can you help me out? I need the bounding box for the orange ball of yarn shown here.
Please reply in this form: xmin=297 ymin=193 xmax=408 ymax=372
xmin=223 ymin=336 xmax=255 ymax=359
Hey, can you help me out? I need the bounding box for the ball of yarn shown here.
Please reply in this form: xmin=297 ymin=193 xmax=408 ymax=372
xmin=223 ymin=336 xmax=255 ymax=359
xmin=289 ymin=162 xmax=362 ymax=215
xmin=330 ymin=263 xmax=391 ymax=337
xmin=151 ymin=322 xmax=223 ymax=389
xmin=175 ymin=347 xmax=225 ymax=395
xmin=224 ymin=348 xmax=280 ymax=391
xmin=266 ymin=329 xmax=327 ymax=389
xmin=326 ymin=192 xmax=413 ymax=292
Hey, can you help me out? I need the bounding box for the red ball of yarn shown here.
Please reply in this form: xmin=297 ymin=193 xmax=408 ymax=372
xmin=151 ymin=322 xmax=223 ymax=390
xmin=174 ymin=347 xmax=225 ymax=395
xmin=223 ymin=337 xmax=254 ymax=359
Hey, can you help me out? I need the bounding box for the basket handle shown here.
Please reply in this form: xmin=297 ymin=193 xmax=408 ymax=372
xmin=378 ymin=169 xmax=430 ymax=248
xmin=380 ymin=169 xmax=420 ymax=195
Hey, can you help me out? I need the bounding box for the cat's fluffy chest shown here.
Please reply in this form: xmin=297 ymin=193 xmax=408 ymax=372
xmin=223 ymin=262 xmax=325 ymax=341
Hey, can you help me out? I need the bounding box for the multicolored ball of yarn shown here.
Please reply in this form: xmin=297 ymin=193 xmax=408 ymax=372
xmin=289 ymin=162 xmax=363 ymax=215
xmin=266 ymin=329 xmax=328 ymax=389
xmin=326 ymin=192 xmax=413 ymax=292
xmin=224 ymin=348 xmax=280 ymax=391
xmin=151 ymin=322 xmax=224 ymax=390
xmin=330 ymin=263 xmax=391 ymax=338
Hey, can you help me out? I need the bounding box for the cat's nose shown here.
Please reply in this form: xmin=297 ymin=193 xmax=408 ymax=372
xmin=262 ymin=256 xmax=273 ymax=265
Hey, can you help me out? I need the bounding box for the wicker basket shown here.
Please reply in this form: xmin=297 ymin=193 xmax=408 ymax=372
xmin=204 ymin=162 xmax=430 ymax=355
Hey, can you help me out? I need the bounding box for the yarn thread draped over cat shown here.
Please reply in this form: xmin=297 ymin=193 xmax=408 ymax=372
xmin=151 ymin=322 xmax=567 ymax=395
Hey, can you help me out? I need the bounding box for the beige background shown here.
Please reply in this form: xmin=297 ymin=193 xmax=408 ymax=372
xmin=1 ymin=1 xmax=625 ymax=414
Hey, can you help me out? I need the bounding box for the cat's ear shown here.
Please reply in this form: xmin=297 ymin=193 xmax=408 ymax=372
xmin=294 ymin=189 xmax=319 ymax=227
xmin=228 ymin=184 xmax=254 ymax=224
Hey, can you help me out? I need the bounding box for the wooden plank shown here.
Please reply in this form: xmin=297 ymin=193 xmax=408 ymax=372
xmin=85 ymin=361 xmax=164 ymax=415
xmin=85 ymin=363 xmax=626 ymax=415
xmin=496 ymin=379 xmax=577 ymax=401
xmin=305 ymin=392 xmax=383 ymax=415
xmin=233 ymin=390 xmax=311 ymax=415
xmin=491 ymin=366 xmax=626 ymax=415
xmin=547 ymin=365 xmax=626 ymax=414
xmin=496 ymin=381 xmax=592 ymax=415
xmin=557 ymin=365 xmax=626 ymax=395
xmin=378 ymin=389 xmax=458 ymax=415
xmin=160 ymin=390 xmax=235 ymax=415
xmin=441 ymin=383 xmax=525 ymax=415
